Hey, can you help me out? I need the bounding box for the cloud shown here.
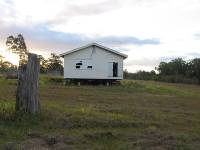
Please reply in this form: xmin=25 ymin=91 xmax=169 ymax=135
xmin=0 ymin=22 xmax=160 ymax=54
xmin=125 ymin=58 xmax=160 ymax=67
xmin=1 ymin=0 xmax=200 ymax=73
xmin=187 ymin=52 xmax=200 ymax=58
xmin=0 ymin=0 xmax=122 ymax=26
xmin=48 ymin=0 xmax=121 ymax=25
xmin=0 ymin=0 xmax=17 ymax=23
xmin=195 ymin=33 xmax=200 ymax=39
xmin=96 ymin=36 xmax=160 ymax=46
xmin=159 ymin=56 xmax=187 ymax=62
xmin=125 ymin=55 xmax=190 ymax=72
xmin=124 ymin=57 xmax=161 ymax=72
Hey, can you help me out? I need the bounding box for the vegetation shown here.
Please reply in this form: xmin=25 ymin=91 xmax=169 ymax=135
xmin=0 ymin=75 xmax=200 ymax=149
xmin=1 ymin=34 xmax=63 ymax=77
xmin=0 ymin=52 xmax=63 ymax=77
xmin=40 ymin=53 xmax=63 ymax=75
xmin=0 ymin=54 xmax=63 ymax=78
xmin=6 ymin=34 xmax=28 ymax=65
xmin=125 ymin=58 xmax=200 ymax=84
xmin=0 ymin=54 xmax=17 ymax=75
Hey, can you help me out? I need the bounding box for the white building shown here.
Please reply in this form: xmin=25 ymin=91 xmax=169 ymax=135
xmin=60 ymin=43 xmax=128 ymax=83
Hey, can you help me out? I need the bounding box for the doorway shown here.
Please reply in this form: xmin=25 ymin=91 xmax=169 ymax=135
xmin=113 ymin=62 xmax=118 ymax=77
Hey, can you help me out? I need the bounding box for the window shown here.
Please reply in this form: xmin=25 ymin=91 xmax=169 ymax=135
xmin=87 ymin=60 xmax=93 ymax=69
xmin=76 ymin=62 xmax=82 ymax=66
xmin=75 ymin=61 xmax=82 ymax=69
xmin=75 ymin=59 xmax=93 ymax=70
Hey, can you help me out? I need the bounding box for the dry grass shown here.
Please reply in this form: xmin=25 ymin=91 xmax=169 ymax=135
xmin=0 ymin=76 xmax=200 ymax=149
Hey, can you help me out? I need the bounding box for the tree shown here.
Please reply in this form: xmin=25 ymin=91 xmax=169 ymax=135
xmin=0 ymin=55 xmax=17 ymax=73
xmin=150 ymin=70 xmax=156 ymax=76
xmin=39 ymin=55 xmax=48 ymax=73
xmin=170 ymin=58 xmax=187 ymax=75
xmin=0 ymin=55 xmax=3 ymax=68
xmin=2 ymin=61 xmax=13 ymax=68
xmin=47 ymin=53 xmax=63 ymax=75
xmin=6 ymin=34 xmax=28 ymax=65
xmin=157 ymin=58 xmax=187 ymax=75
xmin=190 ymin=58 xmax=200 ymax=84
xmin=156 ymin=62 xmax=170 ymax=75
xmin=1 ymin=61 xmax=17 ymax=73
xmin=123 ymin=69 xmax=128 ymax=79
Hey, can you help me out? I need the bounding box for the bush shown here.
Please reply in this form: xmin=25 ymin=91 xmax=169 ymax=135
xmin=49 ymin=77 xmax=63 ymax=83
xmin=154 ymin=75 xmax=199 ymax=84
xmin=39 ymin=75 xmax=64 ymax=86
xmin=5 ymin=73 xmax=18 ymax=79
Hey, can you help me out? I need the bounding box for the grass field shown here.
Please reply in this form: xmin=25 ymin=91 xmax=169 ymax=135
xmin=0 ymin=75 xmax=200 ymax=149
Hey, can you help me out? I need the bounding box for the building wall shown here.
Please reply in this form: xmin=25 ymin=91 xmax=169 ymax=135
xmin=63 ymin=46 xmax=124 ymax=79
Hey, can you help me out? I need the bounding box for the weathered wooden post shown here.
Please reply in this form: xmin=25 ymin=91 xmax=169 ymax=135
xmin=26 ymin=53 xmax=40 ymax=113
xmin=16 ymin=53 xmax=40 ymax=114
xmin=16 ymin=64 xmax=27 ymax=112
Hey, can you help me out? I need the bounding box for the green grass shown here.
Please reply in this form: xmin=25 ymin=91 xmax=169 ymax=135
xmin=0 ymin=76 xmax=200 ymax=149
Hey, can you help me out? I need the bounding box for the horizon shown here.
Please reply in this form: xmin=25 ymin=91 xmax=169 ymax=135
xmin=0 ymin=0 xmax=200 ymax=72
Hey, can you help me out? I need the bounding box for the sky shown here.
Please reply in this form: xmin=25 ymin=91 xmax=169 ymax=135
xmin=0 ymin=0 xmax=200 ymax=72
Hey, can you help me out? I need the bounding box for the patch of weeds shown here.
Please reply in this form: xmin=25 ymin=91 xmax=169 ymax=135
xmin=129 ymin=131 xmax=196 ymax=150
xmin=84 ymin=131 xmax=117 ymax=141
xmin=0 ymin=77 xmax=17 ymax=86
xmin=48 ymin=114 xmax=146 ymax=130
xmin=83 ymin=131 xmax=123 ymax=150
xmin=121 ymin=80 xmax=145 ymax=88
xmin=4 ymin=142 xmax=17 ymax=150
xmin=39 ymin=75 xmax=63 ymax=87
xmin=45 ymin=135 xmax=57 ymax=146
xmin=0 ymin=101 xmax=15 ymax=121
xmin=121 ymin=80 xmax=193 ymax=96
xmin=26 ymin=129 xmax=41 ymax=138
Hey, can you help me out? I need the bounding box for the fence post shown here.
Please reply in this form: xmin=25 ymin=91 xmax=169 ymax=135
xmin=16 ymin=53 xmax=40 ymax=114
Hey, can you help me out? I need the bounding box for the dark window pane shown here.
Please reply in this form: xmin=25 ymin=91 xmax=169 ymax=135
xmin=76 ymin=62 xmax=82 ymax=66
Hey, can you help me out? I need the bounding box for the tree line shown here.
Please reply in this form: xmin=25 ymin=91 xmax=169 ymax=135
xmin=2 ymin=34 xmax=200 ymax=84
xmin=39 ymin=53 xmax=63 ymax=75
xmin=0 ymin=34 xmax=63 ymax=76
xmin=124 ymin=58 xmax=200 ymax=84
xmin=0 ymin=53 xmax=63 ymax=76
xmin=0 ymin=55 xmax=17 ymax=74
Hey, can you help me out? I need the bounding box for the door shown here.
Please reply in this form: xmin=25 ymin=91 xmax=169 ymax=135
xmin=108 ymin=62 xmax=118 ymax=77
xmin=113 ymin=62 xmax=118 ymax=77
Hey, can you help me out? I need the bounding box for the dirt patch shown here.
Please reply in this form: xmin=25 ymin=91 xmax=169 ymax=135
xmin=20 ymin=135 xmax=81 ymax=150
xmin=129 ymin=131 xmax=182 ymax=150
xmin=84 ymin=131 xmax=118 ymax=141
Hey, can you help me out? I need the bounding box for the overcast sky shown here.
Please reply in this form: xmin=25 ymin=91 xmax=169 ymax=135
xmin=0 ymin=0 xmax=200 ymax=72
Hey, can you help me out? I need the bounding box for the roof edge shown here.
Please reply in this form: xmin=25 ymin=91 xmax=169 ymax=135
xmin=60 ymin=43 xmax=128 ymax=59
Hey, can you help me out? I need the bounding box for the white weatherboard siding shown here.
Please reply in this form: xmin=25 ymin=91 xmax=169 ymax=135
xmin=63 ymin=45 xmax=125 ymax=80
